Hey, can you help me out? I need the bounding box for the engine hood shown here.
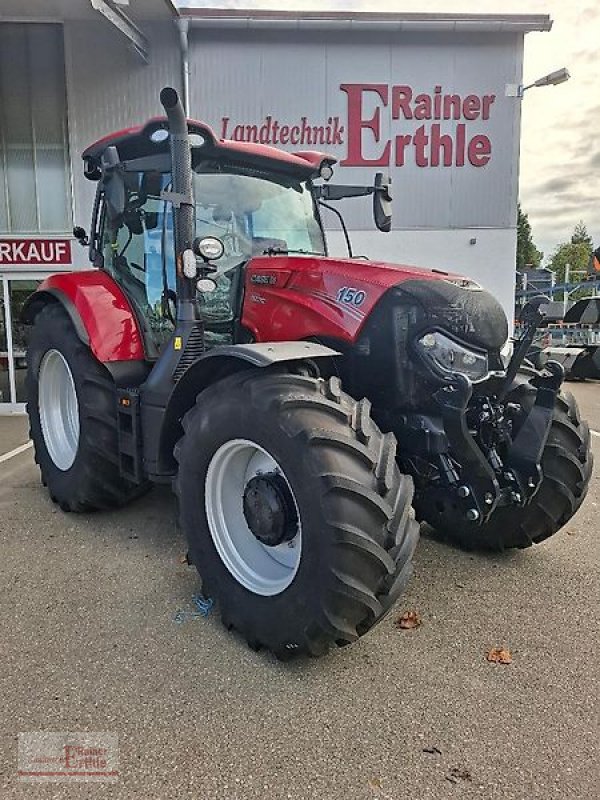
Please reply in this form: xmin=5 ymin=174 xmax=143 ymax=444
xmin=242 ymin=254 xmax=507 ymax=348
xmin=246 ymin=253 xmax=459 ymax=292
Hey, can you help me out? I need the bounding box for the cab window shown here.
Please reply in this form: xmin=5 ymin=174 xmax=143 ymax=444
xmin=101 ymin=172 xmax=176 ymax=350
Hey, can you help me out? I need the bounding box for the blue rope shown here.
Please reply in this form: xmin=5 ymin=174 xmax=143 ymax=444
xmin=173 ymin=593 xmax=214 ymax=624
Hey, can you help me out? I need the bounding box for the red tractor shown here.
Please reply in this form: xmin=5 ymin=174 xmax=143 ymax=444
xmin=23 ymin=88 xmax=592 ymax=658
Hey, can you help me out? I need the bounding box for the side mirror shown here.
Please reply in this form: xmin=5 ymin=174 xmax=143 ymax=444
xmin=373 ymin=173 xmax=392 ymax=233
xmin=73 ymin=226 xmax=89 ymax=246
xmin=101 ymin=146 xmax=126 ymax=220
xmin=123 ymin=209 xmax=144 ymax=236
xmin=144 ymin=211 xmax=159 ymax=231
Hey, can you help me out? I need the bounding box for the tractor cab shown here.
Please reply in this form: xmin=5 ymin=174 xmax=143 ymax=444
xmin=77 ymin=115 xmax=391 ymax=356
xmin=79 ymin=117 xmax=336 ymax=354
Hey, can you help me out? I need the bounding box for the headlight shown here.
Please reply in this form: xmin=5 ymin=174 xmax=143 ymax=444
xmin=417 ymin=331 xmax=489 ymax=382
xmin=194 ymin=236 xmax=224 ymax=261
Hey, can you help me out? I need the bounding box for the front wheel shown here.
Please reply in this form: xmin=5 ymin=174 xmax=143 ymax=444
xmin=174 ymin=370 xmax=419 ymax=659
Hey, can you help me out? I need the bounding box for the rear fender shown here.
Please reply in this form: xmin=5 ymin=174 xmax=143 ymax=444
xmin=152 ymin=341 xmax=339 ymax=477
xmin=21 ymin=271 xmax=146 ymax=363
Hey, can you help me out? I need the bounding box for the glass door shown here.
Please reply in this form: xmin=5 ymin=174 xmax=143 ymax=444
xmin=0 ymin=277 xmax=13 ymax=405
xmin=0 ymin=275 xmax=42 ymax=412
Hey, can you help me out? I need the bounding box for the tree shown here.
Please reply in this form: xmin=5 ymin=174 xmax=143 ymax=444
xmin=516 ymin=204 xmax=543 ymax=270
xmin=571 ymin=220 xmax=592 ymax=247
xmin=548 ymin=241 xmax=592 ymax=285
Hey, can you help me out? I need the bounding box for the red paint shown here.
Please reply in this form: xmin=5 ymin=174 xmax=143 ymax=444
xmin=468 ymin=135 xmax=492 ymax=166
xmin=291 ymin=151 xmax=337 ymax=170
xmin=0 ymin=238 xmax=71 ymax=266
xmin=217 ymin=138 xmax=334 ymax=172
xmin=340 ymin=83 xmax=496 ymax=168
xmin=339 ymin=83 xmax=391 ymax=167
xmin=82 ymin=117 xmax=216 ymax=160
xmin=242 ymin=255 xmax=447 ymax=344
xmin=39 ymin=271 xmax=145 ymax=362
xmin=82 ymin=116 xmax=334 ymax=177
xmin=220 ymin=115 xmax=344 ymax=150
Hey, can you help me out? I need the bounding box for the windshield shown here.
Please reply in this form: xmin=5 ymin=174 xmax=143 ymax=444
xmin=191 ymin=167 xmax=326 ymax=267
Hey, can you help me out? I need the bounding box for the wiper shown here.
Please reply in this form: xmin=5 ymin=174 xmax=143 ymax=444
xmin=263 ymin=247 xmax=324 ymax=256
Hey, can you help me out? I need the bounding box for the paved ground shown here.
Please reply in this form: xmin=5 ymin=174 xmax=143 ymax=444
xmin=0 ymin=384 xmax=598 ymax=799
xmin=0 ymin=416 xmax=30 ymax=457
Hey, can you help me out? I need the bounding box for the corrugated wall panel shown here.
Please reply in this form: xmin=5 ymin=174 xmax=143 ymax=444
xmin=188 ymin=28 xmax=523 ymax=232
xmin=64 ymin=20 xmax=180 ymax=226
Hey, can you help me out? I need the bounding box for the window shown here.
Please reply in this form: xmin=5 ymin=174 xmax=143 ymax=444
xmin=0 ymin=23 xmax=71 ymax=234
xmin=101 ymin=174 xmax=177 ymax=350
xmin=192 ymin=168 xmax=325 ymax=257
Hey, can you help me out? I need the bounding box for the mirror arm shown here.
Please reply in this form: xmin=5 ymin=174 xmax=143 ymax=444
xmin=315 ymin=184 xmax=374 ymax=201
xmin=319 ymin=200 xmax=353 ymax=258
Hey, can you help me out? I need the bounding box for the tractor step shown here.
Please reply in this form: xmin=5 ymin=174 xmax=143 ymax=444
xmin=116 ymin=388 xmax=145 ymax=484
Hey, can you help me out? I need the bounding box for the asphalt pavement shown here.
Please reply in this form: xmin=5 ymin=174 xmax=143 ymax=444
xmin=0 ymin=383 xmax=598 ymax=799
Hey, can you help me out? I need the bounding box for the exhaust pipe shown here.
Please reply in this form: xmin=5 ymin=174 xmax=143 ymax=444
xmin=159 ymin=86 xmax=196 ymax=315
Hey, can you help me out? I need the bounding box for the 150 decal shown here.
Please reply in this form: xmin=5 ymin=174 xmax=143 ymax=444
xmin=337 ymin=286 xmax=366 ymax=306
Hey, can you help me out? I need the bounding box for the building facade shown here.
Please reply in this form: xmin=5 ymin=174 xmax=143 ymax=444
xmin=0 ymin=2 xmax=550 ymax=410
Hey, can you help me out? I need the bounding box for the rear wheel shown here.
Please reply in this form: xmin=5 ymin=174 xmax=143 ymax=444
xmin=174 ymin=370 xmax=419 ymax=659
xmin=421 ymin=379 xmax=593 ymax=550
xmin=26 ymin=303 xmax=145 ymax=511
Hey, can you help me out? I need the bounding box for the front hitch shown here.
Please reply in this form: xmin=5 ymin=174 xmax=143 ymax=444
xmin=502 ymin=359 xmax=564 ymax=502
xmin=430 ymin=374 xmax=501 ymax=524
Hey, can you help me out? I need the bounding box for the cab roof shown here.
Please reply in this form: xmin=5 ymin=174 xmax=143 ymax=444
xmin=82 ymin=116 xmax=336 ymax=181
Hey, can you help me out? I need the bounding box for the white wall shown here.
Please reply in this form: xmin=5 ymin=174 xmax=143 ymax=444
xmin=188 ymin=28 xmax=524 ymax=233
xmin=327 ymin=226 xmax=517 ymax=326
xmin=64 ymin=20 xmax=180 ymax=234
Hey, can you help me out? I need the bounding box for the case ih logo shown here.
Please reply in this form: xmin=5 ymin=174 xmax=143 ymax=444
xmin=221 ymin=83 xmax=496 ymax=169
xmin=0 ymin=238 xmax=72 ymax=266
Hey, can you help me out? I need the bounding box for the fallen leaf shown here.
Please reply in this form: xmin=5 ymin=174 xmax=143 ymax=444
xmin=486 ymin=647 xmax=512 ymax=664
xmin=179 ymin=553 xmax=190 ymax=564
xmin=422 ymin=746 xmax=442 ymax=755
xmin=368 ymin=777 xmax=381 ymax=790
xmin=396 ymin=610 xmax=422 ymax=629
xmin=566 ymin=529 xmax=576 ymax=536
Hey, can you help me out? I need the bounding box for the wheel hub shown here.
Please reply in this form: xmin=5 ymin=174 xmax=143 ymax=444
xmin=243 ymin=473 xmax=298 ymax=547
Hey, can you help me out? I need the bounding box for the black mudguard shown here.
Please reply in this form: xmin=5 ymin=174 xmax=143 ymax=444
xmin=142 ymin=341 xmax=340 ymax=480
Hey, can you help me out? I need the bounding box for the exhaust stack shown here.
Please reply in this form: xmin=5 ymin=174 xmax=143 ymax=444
xmin=159 ymin=86 xmax=196 ymax=314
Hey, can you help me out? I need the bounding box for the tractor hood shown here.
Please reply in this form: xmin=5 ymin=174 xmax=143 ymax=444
xmin=242 ymin=254 xmax=508 ymax=351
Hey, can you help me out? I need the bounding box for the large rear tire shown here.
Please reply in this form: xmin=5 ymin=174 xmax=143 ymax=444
xmin=26 ymin=303 xmax=145 ymax=511
xmin=174 ymin=370 xmax=419 ymax=659
xmin=421 ymin=380 xmax=593 ymax=551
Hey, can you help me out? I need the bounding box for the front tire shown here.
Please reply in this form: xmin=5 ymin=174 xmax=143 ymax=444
xmin=174 ymin=370 xmax=419 ymax=659
xmin=26 ymin=303 xmax=145 ymax=511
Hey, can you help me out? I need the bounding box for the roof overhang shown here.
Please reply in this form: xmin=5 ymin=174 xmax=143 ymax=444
xmin=90 ymin=0 xmax=149 ymax=62
xmin=178 ymin=9 xmax=552 ymax=34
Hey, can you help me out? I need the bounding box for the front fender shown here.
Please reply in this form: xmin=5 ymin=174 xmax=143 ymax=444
xmin=149 ymin=341 xmax=340 ymax=478
xmin=21 ymin=270 xmax=145 ymax=363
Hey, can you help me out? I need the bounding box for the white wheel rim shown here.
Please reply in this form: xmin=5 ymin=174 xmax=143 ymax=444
xmin=205 ymin=438 xmax=302 ymax=596
xmin=38 ymin=349 xmax=80 ymax=471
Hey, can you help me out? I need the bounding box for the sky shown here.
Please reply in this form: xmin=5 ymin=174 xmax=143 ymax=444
xmin=175 ymin=0 xmax=600 ymax=262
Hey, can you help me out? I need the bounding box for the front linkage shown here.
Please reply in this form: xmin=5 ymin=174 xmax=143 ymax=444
xmin=411 ymin=297 xmax=565 ymax=529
